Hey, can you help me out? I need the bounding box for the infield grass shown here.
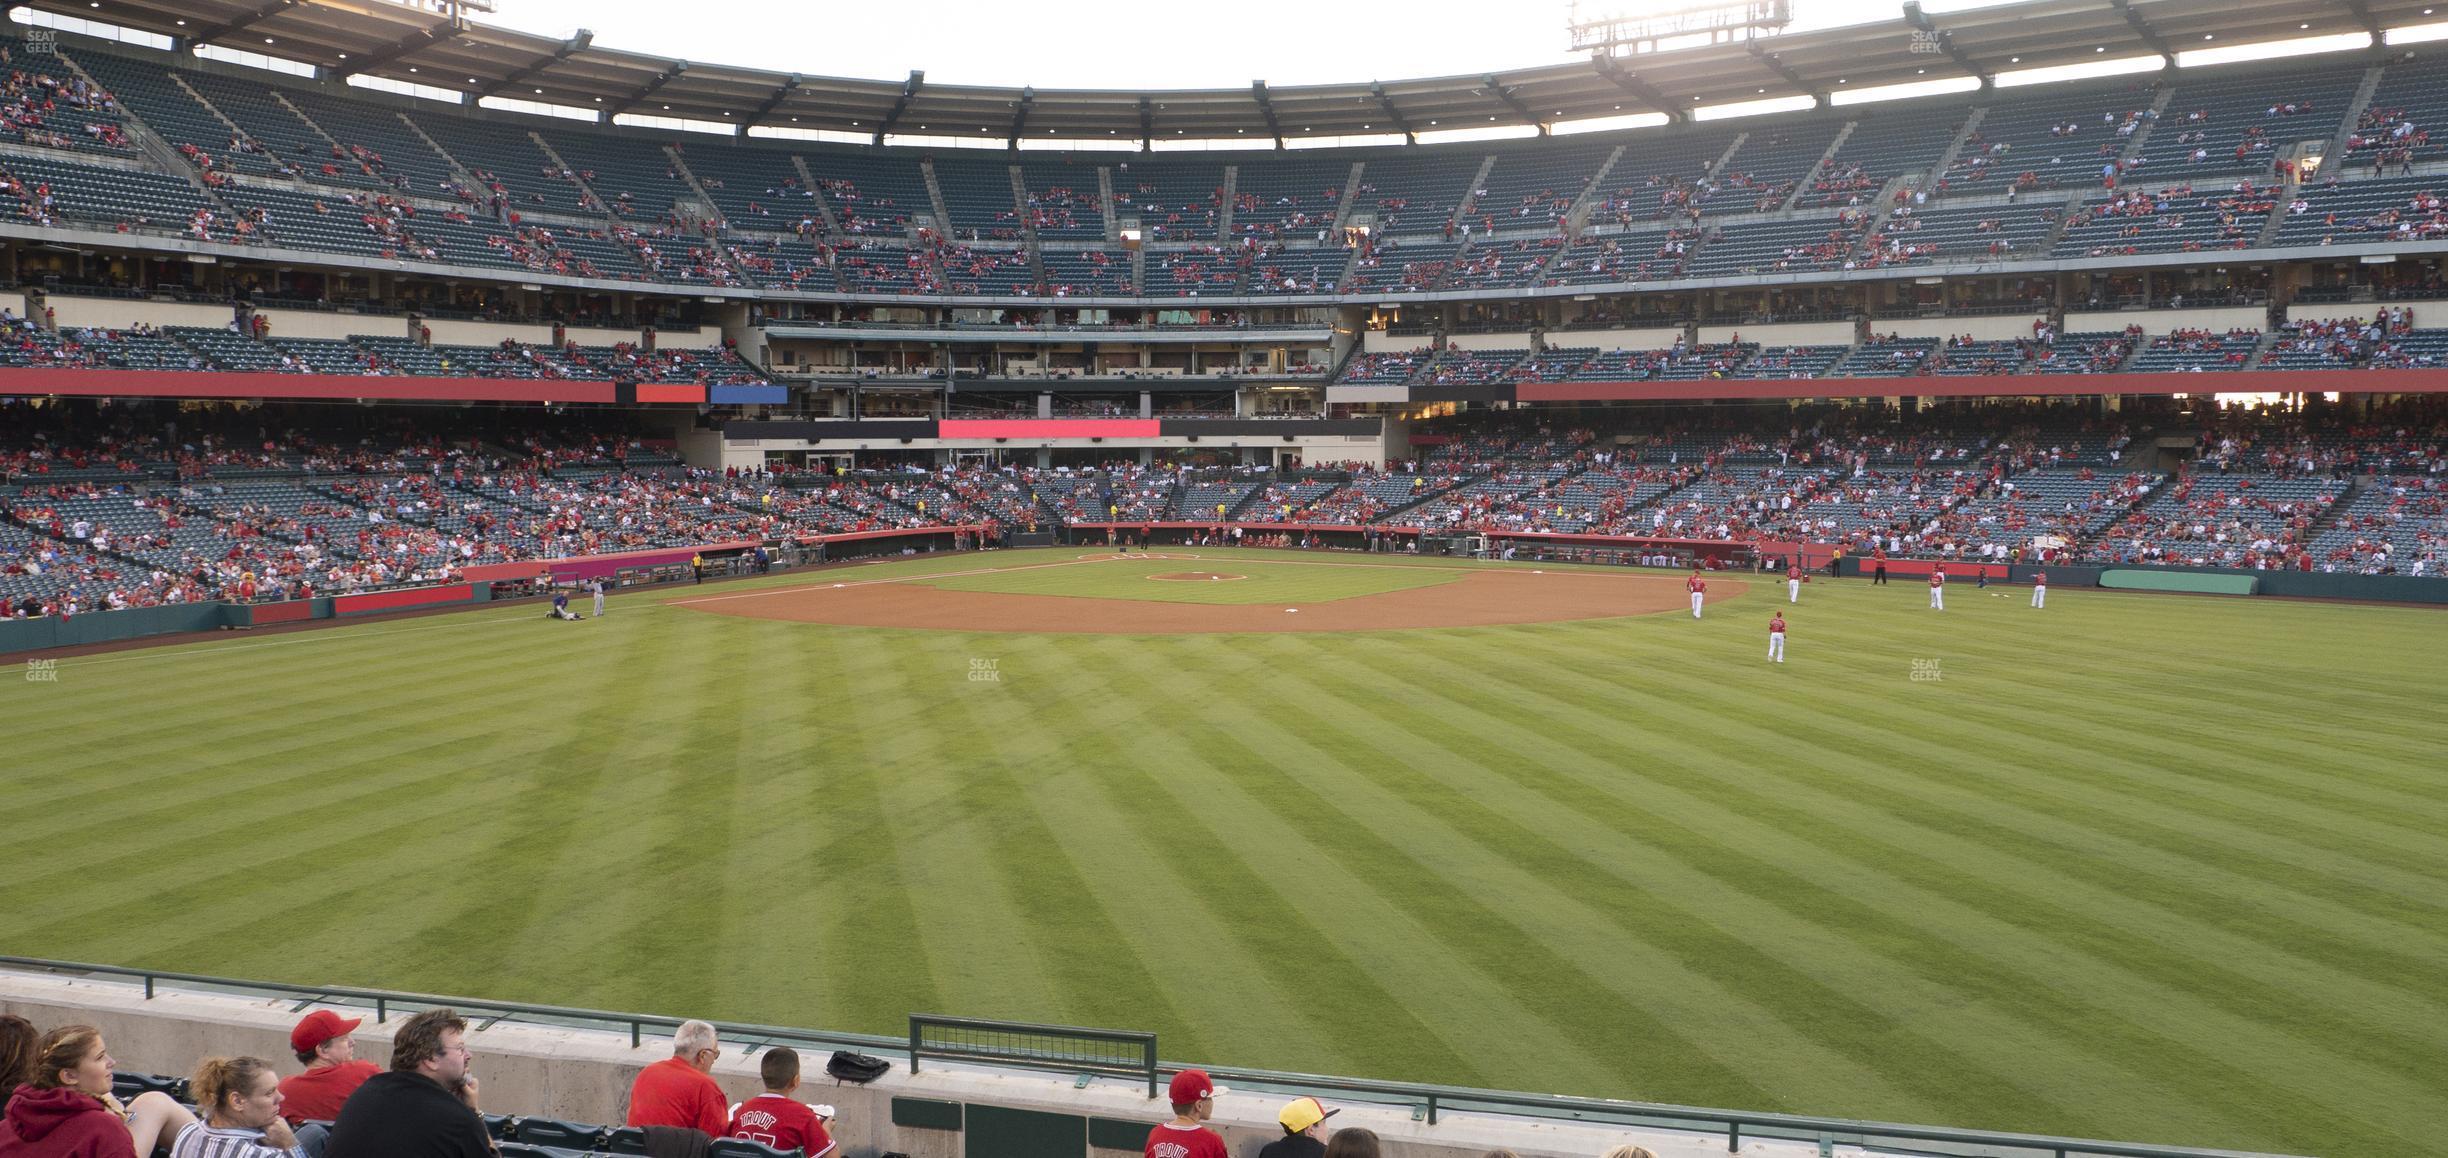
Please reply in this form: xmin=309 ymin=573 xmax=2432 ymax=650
xmin=3 ymin=547 xmax=2444 ymax=1158
xmin=915 ymin=553 xmax=1460 ymax=605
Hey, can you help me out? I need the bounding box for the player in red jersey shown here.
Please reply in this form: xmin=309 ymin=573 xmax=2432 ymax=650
xmin=2031 ymin=570 xmax=2047 ymax=608
xmin=1767 ymin=612 xmax=1787 ymax=663
xmin=1929 ymin=567 xmax=1946 ymax=611
xmin=1686 ymin=570 xmax=1707 ymax=619
xmin=1786 ymin=562 xmax=1803 ymax=604
xmin=1146 ymin=1070 xmax=1226 ymax=1158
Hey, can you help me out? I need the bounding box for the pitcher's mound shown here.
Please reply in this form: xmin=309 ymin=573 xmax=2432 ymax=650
xmin=1149 ymin=572 xmax=1245 ymax=582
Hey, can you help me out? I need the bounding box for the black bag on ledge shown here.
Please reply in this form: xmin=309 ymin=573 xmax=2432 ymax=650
xmin=826 ymin=1050 xmax=890 ymax=1084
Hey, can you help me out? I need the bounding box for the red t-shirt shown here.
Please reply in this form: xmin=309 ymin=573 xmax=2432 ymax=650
xmin=1144 ymin=1122 xmax=1228 ymax=1158
xmin=626 ymin=1057 xmax=728 ymax=1136
xmin=1930 ymin=573 xmax=1945 ymax=588
xmin=1687 ymin=576 xmax=1706 ymax=593
xmin=1787 ymin=567 xmax=1801 ymax=580
xmin=1770 ymin=617 xmax=1785 ymax=634
xmin=279 ymin=1060 xmax=379 ymax=1124
xmin=2034 ymin=572 xmax=2047 ymax=585
xmin=727 ymin=1095 xmax=835 ymax=1157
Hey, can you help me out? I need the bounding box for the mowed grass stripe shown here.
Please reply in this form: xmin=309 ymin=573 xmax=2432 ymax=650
xmin=1635 ymin=675 xmax=2448 ymax=1098
xmin=1476 ymin=630 xmax=2437 ymax=1151
xmin=1 ymin=613 xmax=671 ymax=918
xmin=970 ymin=634 xmax=1342 ymax=1071
xmin=911 ymin=630 xmax=1209 ymax=1050
xmin=1381 ymin=626 xmax=2347 ymax=1137
xmin=0 ymin=611 xmax=583 ymax=811
xmin=1633 ymin=595 xmax=2448 ymax=896
xmin=1277 ymin=632 xmax=2089 ymax=1125
xmin=1762 ymin=669 xmax=2448 ymax=960
xmin=857 ymin=636 xmax=1072 ymax=1022
xmin=1048 ymin=639 xmax=1495 ymax=1088
xmin=1092 ymin=640 xmax=1782 ymax=1108
xmin=1230 ymin=633 xmax=1975 ymax=1122
xmin=803 ymin=628 xmax=946 ymax=1035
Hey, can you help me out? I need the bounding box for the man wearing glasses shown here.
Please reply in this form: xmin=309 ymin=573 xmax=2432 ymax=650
xmin=625 ymin=1021 xmax=730 ymax=1137
xmin=324 ymin=1008 xmax=488 ymax=1158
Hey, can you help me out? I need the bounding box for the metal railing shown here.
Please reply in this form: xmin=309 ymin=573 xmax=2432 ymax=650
xmin=0 ymin=955 xmax=899 ymax=1056
xmin=908 ymin=1014 xmax=1157 ymax=1098
xmin=0 ymin=957 xmax=2306 ymax=1158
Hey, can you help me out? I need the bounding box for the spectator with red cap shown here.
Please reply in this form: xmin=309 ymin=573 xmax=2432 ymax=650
xmin=279 ymin=1014 xmax=374 ymax=1129
xmin=1143 ymin=1070 xmax=1224 ymax=1158
xmin=623 ymin=1022 xmax=726 ymax=1138
xmin=1257 ymin=1097 xmax=1336 ymax=1158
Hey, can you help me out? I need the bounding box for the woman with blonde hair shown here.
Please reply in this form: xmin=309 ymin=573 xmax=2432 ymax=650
xmin=168 ymin=1059 xmax=300 ymax=1158
xmin=1602 ymin=1147 xmax=1660 ymax=1158
xmin=0 ymin=1026 xmax=197 ymax=1158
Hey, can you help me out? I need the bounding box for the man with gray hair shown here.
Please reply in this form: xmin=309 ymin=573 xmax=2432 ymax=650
xmin=624 ymin=1020 xmax=728 ymax=1136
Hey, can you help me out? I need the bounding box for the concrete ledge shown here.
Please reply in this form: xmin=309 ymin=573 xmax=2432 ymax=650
xmin=0 ymin=970 xmax=1806 ymax=1158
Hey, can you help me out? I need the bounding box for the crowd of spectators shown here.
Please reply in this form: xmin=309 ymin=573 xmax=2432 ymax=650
xmin=6 ymin=401 xmax=2446 ymax=616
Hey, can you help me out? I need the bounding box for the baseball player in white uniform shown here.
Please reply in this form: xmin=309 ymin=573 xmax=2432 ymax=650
xmin=1929 ymin=568 xmax=1946 ymax=611
xmin=1787 ymin=563 xmax=1802 ymax=603
xmin=2031 ymin=570 xmax=2046 ymax=609
xmin=1767 ymin=612 xmax=1786 ymax=662
xmin=1687 ymin=571 xmax=1707 ymax=619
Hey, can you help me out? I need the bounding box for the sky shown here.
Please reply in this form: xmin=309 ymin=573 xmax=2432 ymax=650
xmin=475 ymin=0 xmax=1988 ymax=91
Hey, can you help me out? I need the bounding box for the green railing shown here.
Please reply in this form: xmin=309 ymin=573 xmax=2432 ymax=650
xmin=908 ymin=1014 xmax=1158 ymax=1099
xmin=0 ymin=957 xmax=2306 ymax=1158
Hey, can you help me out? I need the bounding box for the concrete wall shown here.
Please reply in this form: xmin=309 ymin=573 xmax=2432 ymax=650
xmin=1557 ymin=326 xmax=1685 ymax=351
xmin=1872 ymin=316 xmax=2045 ymax=342
xmin=255 ymin=309 xmax=410 ymax=341
xmin=51 ymin=297 xmax=233 ymax=331
xmin=1360 ymin=329 xmax=1435 ymax=354
xmin=2063 ymin=306 xmax=2265 ymax=334
xmin=0 ymin=971 xmax=1812 ymax=1158
xmin=424 ymin=319 xmax=555 ymax=347
xmin=1444 ymin=332 xmax=1534 ymax=351
xmin=1696 ymin=321 xmax=1854 ymax=346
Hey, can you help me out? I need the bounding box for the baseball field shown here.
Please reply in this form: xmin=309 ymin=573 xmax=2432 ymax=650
xmin=3 ymin=546 xmax=2442 ymax=1158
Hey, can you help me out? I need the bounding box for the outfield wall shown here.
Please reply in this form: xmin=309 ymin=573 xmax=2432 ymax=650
xmin=1829 ymin=559 xmax=2448 ymax=603
xmin=0 ymin=970 xmax=1811 ymax=1158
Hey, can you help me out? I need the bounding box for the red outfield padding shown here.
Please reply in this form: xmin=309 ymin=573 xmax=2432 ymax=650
xmin=0 ymin=368 xmax=618 ymax=403
xmin=247 ymin=600 xmax=317 ymax=624
xmin=1515 ymin=368 xmax=2448 ymax=402
xmin=332 ymin=583 xmax=475 ymax=615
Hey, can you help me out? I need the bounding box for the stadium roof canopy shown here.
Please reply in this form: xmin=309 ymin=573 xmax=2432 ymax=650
xmin=38 ymin=0 xmax=2436 ymax=145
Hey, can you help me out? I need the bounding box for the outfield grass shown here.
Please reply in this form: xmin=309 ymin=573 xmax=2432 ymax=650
xmin=4 ymin=547 xmax=2444 ymax=1157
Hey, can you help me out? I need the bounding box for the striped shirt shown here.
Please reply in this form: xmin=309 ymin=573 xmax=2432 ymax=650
xmin=169 ymin=1122 xmax=306 ymax=1158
